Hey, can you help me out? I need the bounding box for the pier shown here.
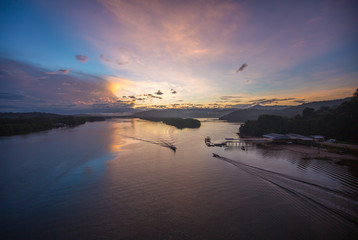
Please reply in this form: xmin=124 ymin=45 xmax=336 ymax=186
xmin=205 ymin=136 xmax=270 ymax=148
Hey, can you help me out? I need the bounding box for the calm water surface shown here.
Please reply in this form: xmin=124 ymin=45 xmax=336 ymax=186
xmin=1 ymin=119 xmax=357 ymax=239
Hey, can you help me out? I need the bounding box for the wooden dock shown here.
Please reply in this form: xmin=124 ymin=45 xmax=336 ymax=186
xmin=205 ymin=137 xmax=270 ymax=148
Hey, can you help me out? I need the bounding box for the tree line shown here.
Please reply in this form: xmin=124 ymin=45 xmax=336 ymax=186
xmin=0 ymin=113 xmax=108 ymax=136
xmin=139 ymin=117 xmax=201 ymax=129
xmin=239 ymin=89 xmax=358 ymax=142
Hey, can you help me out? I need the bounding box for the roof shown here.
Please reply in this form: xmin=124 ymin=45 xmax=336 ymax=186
xmin=310 ymin=135 xmax=324 ymax=138
xmin=263 ymin=133 xmax=290 ymax=140
xmin=286 ymin=133 xmax=313 ymax=141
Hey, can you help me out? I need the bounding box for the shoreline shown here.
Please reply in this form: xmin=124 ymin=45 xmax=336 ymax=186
xmin=254 ymin=142 xmax=358 ymax=162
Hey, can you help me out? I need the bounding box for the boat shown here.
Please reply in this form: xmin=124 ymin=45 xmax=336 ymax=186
xmin=212 ymin=153 xmax=220 ymax=157
xmin=214 ymin=143 xmax=226 ymax=147
xmin=225 ymin=138 xmax=239 ymax=141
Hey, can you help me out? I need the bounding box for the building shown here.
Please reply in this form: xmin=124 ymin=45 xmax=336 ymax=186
xmin=262 ymin=133 xmax=290 ymax=142
xmin=310 ymin=135 xmax=325 ymax=142
xmin=286 ymin=133 xmax=313 ymax=144
xmin=263 ymin=133 xmax=319 ymax=144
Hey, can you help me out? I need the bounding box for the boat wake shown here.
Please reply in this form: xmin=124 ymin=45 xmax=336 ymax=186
xmin=212 ymin=153 xmax=358 ymax=225
xmin=118 ymin=134 xmax=177 ymax=152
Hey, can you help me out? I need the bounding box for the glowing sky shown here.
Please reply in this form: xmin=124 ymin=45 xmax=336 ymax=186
xmin=1 ymin=0 xmax=357 ymax=113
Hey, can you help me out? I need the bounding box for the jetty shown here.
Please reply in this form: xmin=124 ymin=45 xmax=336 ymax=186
xmin=205 ymin=136 xmax=269 ymax=148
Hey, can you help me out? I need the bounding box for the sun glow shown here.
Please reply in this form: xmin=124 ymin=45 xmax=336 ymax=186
xmin=107 ymin=77 xmax=135 ymax=97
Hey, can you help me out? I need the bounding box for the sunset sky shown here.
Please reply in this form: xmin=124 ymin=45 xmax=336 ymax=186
xmin=1 ymin=0 xmax=357 ymax=113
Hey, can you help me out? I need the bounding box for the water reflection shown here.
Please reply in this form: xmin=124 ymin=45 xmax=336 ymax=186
xmin=1 ymin=119 xmax=357 ymax=239
xmin=109 ymin=119 xmax=138 ymax=153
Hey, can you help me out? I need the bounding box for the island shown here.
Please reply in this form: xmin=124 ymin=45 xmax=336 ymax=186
xmin=139 ymin=117 xmax=201 ymax=129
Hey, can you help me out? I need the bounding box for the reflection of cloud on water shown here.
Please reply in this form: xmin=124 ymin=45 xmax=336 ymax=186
xmin=109 ymin=118 xmax=177 ymax=152
xmin=109 ymin=127 xmax=138 ymax=153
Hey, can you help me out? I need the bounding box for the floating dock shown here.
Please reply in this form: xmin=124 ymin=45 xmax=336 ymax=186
xmin=205 ymin=136 xmax=269 ymax=148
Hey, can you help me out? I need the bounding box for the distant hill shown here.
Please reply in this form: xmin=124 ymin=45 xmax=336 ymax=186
xmin=132 ymin=108 xmax=235 ymax=118
xmin=219 ymin=98 xmax=351 ymax=123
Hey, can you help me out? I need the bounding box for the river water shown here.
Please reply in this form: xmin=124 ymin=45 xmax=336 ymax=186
xmin=1 ymin=118 xmax=357 ymax=239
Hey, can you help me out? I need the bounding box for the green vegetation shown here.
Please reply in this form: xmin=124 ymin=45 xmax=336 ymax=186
xmin=239 ymin=89 xmax=358 ymax=142
xmin=139 ymin=117 xmax=201 ymax=129
xmin=219 ymin=98 xmax=350 ymax=122
xmin=0 ymin=112 xmax=108 ymax=136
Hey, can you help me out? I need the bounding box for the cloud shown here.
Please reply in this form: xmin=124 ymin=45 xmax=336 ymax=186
xmin=100 ymin=53 xmax=130 ymax=67
xmin=144 ymin=93 xmax=162 ymax=99
xmin=248 ymin=98 xmax=296 ymax=105
xmin=0 ymin=92 xmax=27 ymax=100
xmin=90 ymin=0 xmax=245 ymax=97
xmin=58 ymin=69 xmax=69 ymax=74
xmin=75 ymin=54 xmax=89 ymax=63
xmin=45 ymin=69 xmax=70 ymax=74
xmin=236 ymin=63 xmax=248 ymax=72
xmin=154 ymin=90 xmax=163 ymax=95
xmin=220 ymin=95 xmax=242 ymax=101
xmin=294 ymin=100 xmax=308 ymax=104
xmin=0 ymin=58 xmax=134 ymax=113
xmin=8 ymin=0 xmax=354 ymax=108
xmin=171 ymin=89 xmax=177 ymax=94
xmin=100 ymin=54 xmax=111 ymax=62
xmin=119 ymin=92 xmax=164 ymax=104
xmin=117 ymin=61 xmax=129 ymax=66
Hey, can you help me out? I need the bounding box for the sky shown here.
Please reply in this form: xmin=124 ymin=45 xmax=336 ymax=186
xmin=1 ymin=0 xmax=357 ymax=113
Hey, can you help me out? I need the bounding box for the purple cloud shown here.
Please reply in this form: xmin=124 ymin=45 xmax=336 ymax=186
xmin=117 ymin=61 xmax=129 ymax=66
xmin=100 ymin=54 xmax=111 ymax=62
xmin=0 ymin=58 xmax=134 ymax=113
xmin=75 ymin=54 xmax=89 ymax=63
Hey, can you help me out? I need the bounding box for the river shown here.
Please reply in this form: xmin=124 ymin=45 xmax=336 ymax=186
xmin=1 ymin=118 xmax=357 ymax=239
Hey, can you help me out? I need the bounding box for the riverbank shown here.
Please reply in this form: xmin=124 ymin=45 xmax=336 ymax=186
xmin=255 ymin=141 xmax=358 ymax=163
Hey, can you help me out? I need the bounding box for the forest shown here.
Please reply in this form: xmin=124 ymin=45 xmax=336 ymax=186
xmin=239 ymin=89 xmax=358 ymax=142
xmin=0 ymin=113 xmax=108 ymax=136
xmin=139 ymin=117 xmax=201 ymax=129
